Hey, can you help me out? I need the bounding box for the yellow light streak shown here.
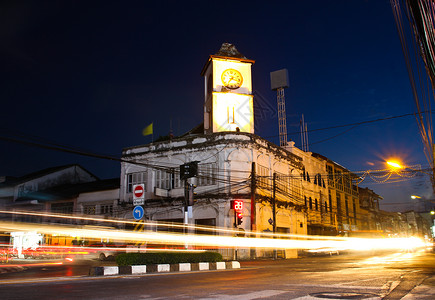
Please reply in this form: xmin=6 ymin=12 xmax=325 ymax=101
xmin=0 ymin=210 xmax=350 ymax=241
xmin=0 ymin=221 xmax=429 ymax=252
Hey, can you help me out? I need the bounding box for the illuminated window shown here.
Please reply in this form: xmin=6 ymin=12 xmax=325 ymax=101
xmin=84 ymin=205 xmax=96 ymax=215
xmin=127 ymin=172 xmax=147 ymax=193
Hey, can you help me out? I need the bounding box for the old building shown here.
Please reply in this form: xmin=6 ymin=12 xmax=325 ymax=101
xmin=358 ymin=187 xmax=383 ymax=232
xmin=119 ymin=44 xmax=313 ymax=259
xmin=0 ymin=164 xmax=98 ymax=213
xmin=285 ymin=143 xmax=333 ymax=235
xmin=311 ymin=153 xmax=361 ymax=235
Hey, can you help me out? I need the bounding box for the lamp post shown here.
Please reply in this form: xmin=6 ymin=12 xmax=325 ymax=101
xmin=410 ymin=195 xmax=434 ymax=213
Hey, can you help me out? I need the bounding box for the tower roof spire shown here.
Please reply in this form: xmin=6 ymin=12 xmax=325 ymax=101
xmin=215 ymin=43 xmax=247 ymax=59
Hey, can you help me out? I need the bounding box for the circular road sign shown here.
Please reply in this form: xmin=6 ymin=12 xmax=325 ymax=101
xmin=133 ymin=205 xmax=144 ymax=220
xmin=133 ymin=184 xmax=144 ymax=199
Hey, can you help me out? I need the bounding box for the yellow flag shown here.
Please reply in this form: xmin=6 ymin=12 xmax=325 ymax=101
xmin=142 ymin=123 xmax=153 ymax=136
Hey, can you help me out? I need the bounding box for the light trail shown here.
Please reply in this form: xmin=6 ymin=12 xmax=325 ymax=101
xmin=0 ymin=210 xmax=352 ymax=241
xmin=0 ymin=221 xmax=429 ymax=252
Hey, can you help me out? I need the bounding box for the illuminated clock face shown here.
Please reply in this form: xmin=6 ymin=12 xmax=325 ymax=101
xmin=221 ymin=69 xmax=243 ymax=89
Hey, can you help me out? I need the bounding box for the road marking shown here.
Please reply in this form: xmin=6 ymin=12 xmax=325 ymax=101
xmin=198 ymin=290 xmax=287 ymax=299
xmin=285 ymin=283 xmax=380 ymax=290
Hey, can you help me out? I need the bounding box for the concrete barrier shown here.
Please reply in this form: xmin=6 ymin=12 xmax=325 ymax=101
xmin=90 ymin=261 xmax=240 ymax=276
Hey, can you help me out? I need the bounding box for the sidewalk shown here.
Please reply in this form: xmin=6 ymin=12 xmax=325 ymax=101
xmin=402 ymin=274 xmax=435 ymax=299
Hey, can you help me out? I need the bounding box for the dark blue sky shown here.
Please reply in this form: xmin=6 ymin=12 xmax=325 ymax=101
xmin=1 ymin=0 xmax=432 ymax=210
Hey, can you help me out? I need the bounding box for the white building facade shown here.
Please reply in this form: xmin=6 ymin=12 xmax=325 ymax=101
xmin=120 ymin=132 xmax=307 ymax=259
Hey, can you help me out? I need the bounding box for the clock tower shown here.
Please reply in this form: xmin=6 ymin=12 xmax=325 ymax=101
xmin=201 ymin=43 xmax=255 ymax=134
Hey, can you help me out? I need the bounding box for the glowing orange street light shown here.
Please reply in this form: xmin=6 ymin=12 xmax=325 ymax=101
xmin=411 ymin=195 xmax=422 ymax=199
xmin=386 ymin=160 xmax=403 ymax=169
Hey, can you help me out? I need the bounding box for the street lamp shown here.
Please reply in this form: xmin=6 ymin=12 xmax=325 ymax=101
xmin=386 ymin=160 xmax=404 ymax=169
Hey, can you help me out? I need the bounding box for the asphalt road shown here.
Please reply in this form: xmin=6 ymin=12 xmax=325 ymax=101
xmin=0 ymin=250 xmax=434 ymax=299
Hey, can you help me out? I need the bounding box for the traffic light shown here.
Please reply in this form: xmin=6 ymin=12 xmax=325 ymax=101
xmin=185 ymin=183 xmax=197 ymax=206
xmin=236 ymin=211 xmax=243 ymax=225
xmin=231 ymin=200 xmax=244 ymax=227
xmin=188 ymin=184 xmax=197 ymax=206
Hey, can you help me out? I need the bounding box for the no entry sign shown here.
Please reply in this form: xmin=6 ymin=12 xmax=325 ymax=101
xmin=133 ymin=184 xmax=145 ymax=200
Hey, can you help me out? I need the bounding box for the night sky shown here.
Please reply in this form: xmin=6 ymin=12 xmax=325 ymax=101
xmin=1 ymin=1 xmax=432 ymax=211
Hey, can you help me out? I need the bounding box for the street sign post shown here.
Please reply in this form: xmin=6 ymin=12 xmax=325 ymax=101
xmin=133 ymin=184 xmax=145 ymax=205
xmin=133 ymin=205 xmax=144 ymax=220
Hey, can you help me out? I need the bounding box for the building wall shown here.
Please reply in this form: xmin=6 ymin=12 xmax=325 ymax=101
xmin=120 ymin=132 xmax=306 ymax=259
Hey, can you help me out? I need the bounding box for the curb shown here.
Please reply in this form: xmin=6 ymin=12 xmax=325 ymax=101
xmin=0 ymin=266 xmax=26 ymax=274
xmin=89 ymin=261 xmax=240 ymax=276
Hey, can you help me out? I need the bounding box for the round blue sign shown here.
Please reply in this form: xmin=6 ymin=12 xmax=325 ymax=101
xmin=133 ymin=205 xmax=144 ymax=220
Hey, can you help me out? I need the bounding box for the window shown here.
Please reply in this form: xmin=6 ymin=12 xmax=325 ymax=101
xmin=101 ymin=205 xmax=113 ymax=215
xmin=84 ymin=205 xmax=96 ymax=215
xmin=335 ymin=170 xmax=343 ymax=190
xmin=315 ymin=198 xmax=318 ymax=211
xmin=314 ymin=174 xmax=323 ymax=187
xmin=275 ymin=172 xmax=289 ymax=195
xmin=155 ymin=169 xmax=171 ymax=189
xmin=336 ymin=193 xmax=342 ymax=222
xmin=309 ymin=197 xmax=313 ymax=210
xmin=324 ymin=201 xmax=328 ymax=213
xmin=198 ymin=163 xmax=217 ymax=186
xmin=353 ymin=199 xmax=357 ymax=219
xmin=257 ymin=165 xmax=269 ymax=188
xmin=127 ymin=172 xmax=147 ymax=193
xmin=51 ymin=202 xmax=73 ymax=214
xmin=326 ymin=165 xmax=334 ymax=187
xmin=328 ymin=191 xmax=332 ymax=213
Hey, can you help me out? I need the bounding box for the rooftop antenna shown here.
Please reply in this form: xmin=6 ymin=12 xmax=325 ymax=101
xmin=300 ymin=114 xmax=309 ymax=152
xmin=270 ymin=69 xmax=289 ymax=147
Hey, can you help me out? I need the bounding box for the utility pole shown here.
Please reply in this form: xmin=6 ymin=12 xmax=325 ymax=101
xmin=250 ymin=162 xmax=256 ymax=259
xmin=250 ymin=162 xmax=256 ymax=231
xmin=272 ymin=172 xmax=277 ymax=260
